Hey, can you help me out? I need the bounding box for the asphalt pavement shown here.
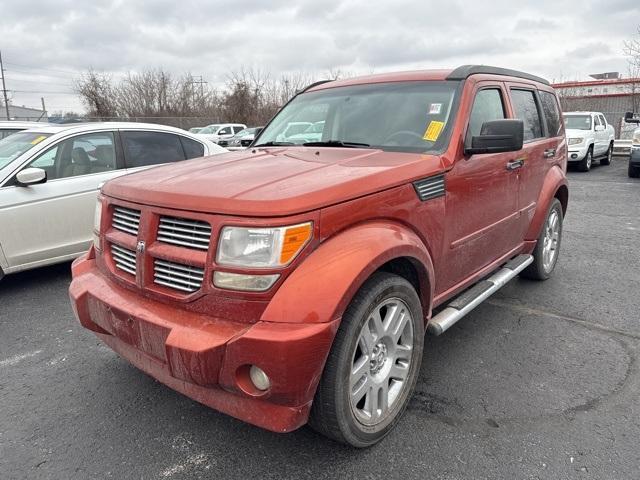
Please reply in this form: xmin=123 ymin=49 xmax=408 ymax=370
xmin=1 ymin=157 xmax=639 ymax=479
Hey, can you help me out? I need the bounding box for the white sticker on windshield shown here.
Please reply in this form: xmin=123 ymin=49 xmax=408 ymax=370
xmin=429 ymin=103 xmax=442 ymax=115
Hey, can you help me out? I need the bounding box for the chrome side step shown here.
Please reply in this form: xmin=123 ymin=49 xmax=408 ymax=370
xmin=427 ymin=254 xmax=534 ymax=336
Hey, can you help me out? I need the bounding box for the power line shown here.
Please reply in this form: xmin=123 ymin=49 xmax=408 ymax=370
xmin=10 ymin=90 xmax=76 ymax=94
xmin=4 ymin=61 xmax=78 ymax=76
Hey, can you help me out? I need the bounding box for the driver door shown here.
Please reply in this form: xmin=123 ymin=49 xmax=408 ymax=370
xmin=0 ymin=131 xmax=125 ymax=270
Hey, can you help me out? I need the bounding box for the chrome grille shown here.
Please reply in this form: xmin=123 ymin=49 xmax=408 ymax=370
xmin=153 ymin=259 xmax=204 ymax=293
xmin=157 ymin=216 xmax=211 ymax=250
xmin=112 ymin=206 xmax=141 ymax=235
xmin=111 ymin=244 xmax=137 ymax=276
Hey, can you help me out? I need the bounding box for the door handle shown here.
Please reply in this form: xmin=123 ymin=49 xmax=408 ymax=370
xmin=506 ymin=159 xmax=524 ymax=171
xmin=544 ymin=149 xmax=556 ymax=158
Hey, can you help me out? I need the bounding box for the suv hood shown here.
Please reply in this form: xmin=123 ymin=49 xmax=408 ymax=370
xmin=103 ymin=147 xmax=445 ymax=216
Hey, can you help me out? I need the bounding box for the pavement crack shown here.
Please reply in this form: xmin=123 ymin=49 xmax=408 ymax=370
xmin=486 ymin=299 xmax=640 ymax=341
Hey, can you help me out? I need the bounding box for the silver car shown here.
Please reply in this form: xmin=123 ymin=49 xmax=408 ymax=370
xmin=0 ymin=122 xmax=226 ymax=278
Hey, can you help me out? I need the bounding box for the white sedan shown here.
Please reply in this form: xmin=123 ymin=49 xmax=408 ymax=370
xmin=0 ymin=122 xmax=226 ymax=278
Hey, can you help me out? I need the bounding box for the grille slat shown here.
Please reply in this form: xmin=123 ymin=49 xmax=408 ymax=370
xmin=413 ymin=175 xmax=446 ymax=201
xmin=112 ymin=207 xmax=141 ymax=235
xmin=111 ymin=244 xmax=136 ymax=276
xmin=157 ymin=216 xmax=211 ymax=250
xmin=153 ymin=259 xmax=204 ymax=293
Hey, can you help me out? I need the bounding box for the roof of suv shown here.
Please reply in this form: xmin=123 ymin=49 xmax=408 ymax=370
xmin=307 ymin=65 xmax=550 ymax=92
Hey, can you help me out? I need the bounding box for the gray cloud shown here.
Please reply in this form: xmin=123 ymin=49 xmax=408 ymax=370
xmin=0 ymin=0 xmax=638 ymax=111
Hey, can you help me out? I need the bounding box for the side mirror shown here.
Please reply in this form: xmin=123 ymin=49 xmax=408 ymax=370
xmin=16 ymin=167 xmax=47 ymax=186
xmin=465 ymin=119 xmax=524 ymax=155
xmin=595 ymin=125 xmax=605 ymax=132
xmin=625 ymin=111 xmax=640 ymax=124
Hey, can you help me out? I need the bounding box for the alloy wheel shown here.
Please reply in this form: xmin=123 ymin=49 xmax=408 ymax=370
xmin=349 ymin=298 xmax=414 ymax=426
xmin=542 ymin=209 xmax=560 ymax=272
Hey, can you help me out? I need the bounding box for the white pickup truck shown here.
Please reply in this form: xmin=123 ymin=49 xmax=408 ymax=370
xmin=563 ymin=111 xmax=615 ymax=172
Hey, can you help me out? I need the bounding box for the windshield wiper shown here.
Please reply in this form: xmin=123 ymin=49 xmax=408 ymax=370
xmin=302 ymin=140 xmax=371 ymax=148
xmin=253 ymin=141 xmax=295 ymax=147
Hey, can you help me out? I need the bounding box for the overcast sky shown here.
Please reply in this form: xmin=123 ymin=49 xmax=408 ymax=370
xmin=1 ymin=0 xmax=638 ymax=113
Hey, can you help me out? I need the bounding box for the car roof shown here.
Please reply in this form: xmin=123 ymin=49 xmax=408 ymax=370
xmin=307 ymin=65 xmax=550 ymax=92
xmin=18 ymin=121 xmax=197 ymax=135
xmin=0 ymin=121 xmax=49 ymax=129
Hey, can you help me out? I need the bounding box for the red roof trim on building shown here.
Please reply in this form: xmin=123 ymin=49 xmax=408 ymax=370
xmin=558 ymin=92 xmax=634 ymax=100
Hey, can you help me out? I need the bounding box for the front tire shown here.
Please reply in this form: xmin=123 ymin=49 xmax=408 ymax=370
xmin=521 ymin=198 xmax=563 ymax=280
xmin=309 ymin=272 xmax=424 ymax=447
xmin=601 ymin=142 xmax=613 ymax=165
xmin=578 ymin=147 xmax=593 ymax=172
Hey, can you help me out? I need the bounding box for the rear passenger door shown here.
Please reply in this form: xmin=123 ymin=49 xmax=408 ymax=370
xmin=506 ymin=85 xmax=557 ymax=239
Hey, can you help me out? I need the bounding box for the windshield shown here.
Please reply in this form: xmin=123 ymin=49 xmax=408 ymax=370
xmin=0 ymin=132 xmax=52 ymax=170
xmin=564 ymin=115 xmax=592 ymax=130
xmin=199 ymin=125 xmax=220 ymax=134
xmin=255 ymin=81 xmax=460 ymax=152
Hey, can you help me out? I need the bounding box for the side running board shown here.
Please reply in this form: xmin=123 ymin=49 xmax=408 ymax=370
xmin=427 ymin=254 xmax=533 ymax=336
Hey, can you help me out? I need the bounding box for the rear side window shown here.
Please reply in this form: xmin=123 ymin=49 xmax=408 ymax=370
xmin=598 ymin=114 xmax=607 ymax=126
xmin=510 ymin=89 xmax=543 ymax=142
xmin=121 ymin=131 xmax=186 ymax=167
xmin=538 ymin=91 xmax=562 ymax=137
xmin=233 ymin=126 xmax=244 ymax=134
xmin=180 ymin=136 xmax=205 ymax=159
xmin=467 ymin=88 xmax=506 ymax=140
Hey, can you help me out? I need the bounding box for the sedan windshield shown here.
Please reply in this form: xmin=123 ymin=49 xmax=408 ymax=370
xmin=199 ymin=126 xmax=220 ymax=134
xmin=564 ymin=115 xmax=592 ymax=130
xmin=0 ymin=132 xmax=52 ymax=170
xmin=255 ymin=81 xmax=460 ymax=152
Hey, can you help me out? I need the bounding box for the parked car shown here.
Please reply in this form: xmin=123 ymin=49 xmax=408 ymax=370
xmin=624 ymin=111 xmax=640 ymax=178
xmin=223 ymin=127 xmax=262 ymax=150
xmin=286 ymin=121 xmax=326 ymax=144
xmin=563 ymin=111 xmax=615 ymax=171
xmin=70 ymin=66 xmax=568 ymax=447
xmin=0 ymin=121 xmax=48 ymax=140
xmin=0 ymin=122 xmax=226 ymax=278
xmin=196 ymin=123 xmax=247 ymax=144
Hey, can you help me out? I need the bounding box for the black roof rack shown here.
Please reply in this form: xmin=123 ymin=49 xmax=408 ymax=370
xmin=447 ymin=65 xmax=550 ymax=85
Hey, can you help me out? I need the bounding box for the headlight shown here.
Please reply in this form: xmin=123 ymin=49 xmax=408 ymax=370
xmin=216 ymin=222 xmax=312 ymax=268
xmin=568 ymin=138 xmax=583 ymax=146
xmin=632 ymin=131 xmax=640 ymax=146
xmin=93 ymin=198 xmax=103 ymax=250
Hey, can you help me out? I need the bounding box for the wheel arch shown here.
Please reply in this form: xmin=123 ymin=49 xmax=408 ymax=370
xmin=525 ymin=166 xmax=569 ymax=241
xmin=260 ymin=221 xmax=435 ymax=325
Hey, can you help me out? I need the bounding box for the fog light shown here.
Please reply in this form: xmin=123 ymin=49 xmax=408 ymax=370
xmin=249 ymin=365 xmax=270 ymax=391
xmin=571 ymin=154 xmax=578 ymax=159
xmin=213 ymin=271 xmax=279 ymax=291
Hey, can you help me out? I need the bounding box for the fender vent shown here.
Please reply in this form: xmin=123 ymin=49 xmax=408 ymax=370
xmin=413 ymin=174 xmax=445 ymax=201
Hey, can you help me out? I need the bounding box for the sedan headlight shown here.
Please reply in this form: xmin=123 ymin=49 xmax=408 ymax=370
xmin=568 ymin=138 xmax=583 ymax=146
xmin=216 ymin=222 xmax=312 ymax=268
xmin=93 ymin=198 xmax=103 ymax=250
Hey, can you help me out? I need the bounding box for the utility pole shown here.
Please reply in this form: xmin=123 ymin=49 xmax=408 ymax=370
xmin=0 ymin=50 xmax=10 ymax=120
xmin=190 ymin=75 xmax=207 ymax=99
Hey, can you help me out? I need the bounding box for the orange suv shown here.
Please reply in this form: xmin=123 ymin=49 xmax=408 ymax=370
xmin=70 ymin=65 xmax=568 ymax=446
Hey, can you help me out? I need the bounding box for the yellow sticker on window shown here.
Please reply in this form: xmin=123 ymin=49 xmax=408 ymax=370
xmin=30 ymin=135 xmax=47 ymax=145
xmin=423 ymin=121 xmax=444 ymax=142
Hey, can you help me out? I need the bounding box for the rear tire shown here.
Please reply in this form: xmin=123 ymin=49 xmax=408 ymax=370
xmin=309 ymin=272 xmax=424 ymax=447
xmin=578 ymin=147 xmax=593 ymax=172
xmin=629 ymin=163 xmax=640 ymax=178
xmin=600 ymin=143 xmax=613 ymax=165
xmin=521 ymin=198 xmax=563 ymax=281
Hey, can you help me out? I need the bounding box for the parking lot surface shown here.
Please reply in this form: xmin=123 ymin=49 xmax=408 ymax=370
xmin=1 ymin=159 xmax=639 ymax=479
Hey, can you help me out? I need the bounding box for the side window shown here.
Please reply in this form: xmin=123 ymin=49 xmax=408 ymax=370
xmin=217 ymin=127 xmax=232 ymax=135
xmin=594 ymin=116 xmax=601 ymax=127
xmin=538 ymin=91 xmax=562 ymax=137
xmin=121 ymin=131 xmax=186 ymax=167
xmin=467 ymin=88 xmax=506 ymax=140
xmin=233 ymin=126 xmax=244 ymax=134
xmin=180 ymin=136 xmax=205 ymax=159
xmin=598 ymin=115 xmax=607 ymax=127
xmin=25 ymin=132 xmax=116 ymax=180
xmin=510 ymin=89 xmax=543 ymax=142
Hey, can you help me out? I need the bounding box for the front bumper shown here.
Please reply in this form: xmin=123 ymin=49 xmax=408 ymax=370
xmin=567 ymin=145 xmax=589 ymax=162
xmin=69 ymin=255 xmax=339 ymax=433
